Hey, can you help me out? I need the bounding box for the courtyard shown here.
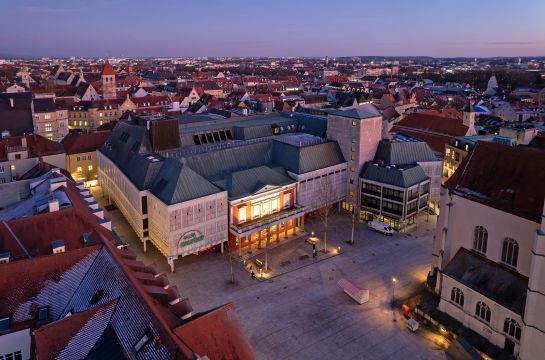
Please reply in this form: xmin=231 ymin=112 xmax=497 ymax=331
xmin=92 ymin=187 xmax=448 ymax=359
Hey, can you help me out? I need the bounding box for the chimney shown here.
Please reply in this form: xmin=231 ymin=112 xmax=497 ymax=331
xmin=48 ymin=199 xmax=60 ymax=212
xmin=9 ymin=98 xmax=14 ymax=108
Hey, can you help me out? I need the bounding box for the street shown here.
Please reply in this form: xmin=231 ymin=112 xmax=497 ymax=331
xmin=92 ymin=187 xmax=448 ymax=359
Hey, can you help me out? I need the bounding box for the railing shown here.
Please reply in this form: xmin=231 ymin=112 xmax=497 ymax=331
xmin=230 ymin=204 xmax=306 ymax=234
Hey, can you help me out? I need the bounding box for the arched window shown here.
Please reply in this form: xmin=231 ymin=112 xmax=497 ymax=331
xmin=503 ymin=318 xmax=522 ymax=341
xmin=475 ymin=301 xmax=491 ymax=323
xmin=451 ymin=287 xmax=465 ymax=307
xmin=473 ymin=226 xmax=488 ymax=255
xmin=501 ymin=238 xmax=519 ymax=268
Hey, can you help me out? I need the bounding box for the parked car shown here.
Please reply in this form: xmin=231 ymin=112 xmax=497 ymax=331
xmin=369 ymin=220 xmax=394 ymax=235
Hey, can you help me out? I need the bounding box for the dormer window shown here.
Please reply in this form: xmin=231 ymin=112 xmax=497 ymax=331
xmin=37 ymin=306 xmax=49 ymax=322
xmin=133 ymin=328 xmax=153 ymax=353
xmin=0 ymin=315 xmax=10 ymax=331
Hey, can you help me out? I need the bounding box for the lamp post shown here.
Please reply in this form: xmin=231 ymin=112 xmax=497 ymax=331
xmin=392 ymin=277 xmax=397 ymax=304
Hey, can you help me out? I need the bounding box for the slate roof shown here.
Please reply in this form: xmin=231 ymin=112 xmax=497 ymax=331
xmin=33 ymin=98 xmax=66 ymax=113
xmin=326 ymin=108 xmax=381 ymax=119
xmin=446 ymin=141 xmax=545 ymax=223
xmin=390 ymin=128 xmax=452 ymax=153
xmin=214 ymin=165 xmax=294 ymax=200
xmin=443 ymin=248 xmax=529 ymax=315
xmin=360 ymin=163 xmax=429 ymax=188
xmin=373 ymin=138 xmax=437 ymax=166
xmin=272 ymin=140 xmax=346 ymax=174
xmin=150 ymin=159 xmax=222 ymax=205
xmin=0 ymin=92 xmax=34 ymax=136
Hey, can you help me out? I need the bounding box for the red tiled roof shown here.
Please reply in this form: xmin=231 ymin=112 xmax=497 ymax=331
xmin=446 ymin=141 xmax=545 ymax=223
xmin=101 ymin=60 xmax=115 ymax=76
xmin=396 ymin=110 xmax=468 ymax=137
xmin=0 ymin=134 xmax=65 ymax=161
xmin=34 ymin=299 xmax=118 ymax=360
xmin=61 ymin=131 xmax=111 ymax=155
xmin=174 ymin=303 xmax=255 ymax=360
xmin=390 ymin=127 xmax=450 ymax=153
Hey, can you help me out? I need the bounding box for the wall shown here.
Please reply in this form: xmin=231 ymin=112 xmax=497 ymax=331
xmin=439 ymin=275 xmax=523 ymax=356
xmin=67 ymin=151 xmax=98 ymax=183
xmin=0 ymin=328 xmax=31 ymax=360
xmin=295 ymin=163 xmax=347 ymax=211
xmin=97 ymin=151 xmax=146 ymax=240
xmin=437 ymin=193 xmax=539 ymax=277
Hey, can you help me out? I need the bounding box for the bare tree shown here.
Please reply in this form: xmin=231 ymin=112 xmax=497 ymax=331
xmin=315 ymin=175 xmax=336 ymax=253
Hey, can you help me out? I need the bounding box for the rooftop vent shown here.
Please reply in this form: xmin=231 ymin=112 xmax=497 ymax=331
xmin=50 ymin=240 xmax=65 ymax=254
xmin=0 ymin=251 xmax=10 ymax=264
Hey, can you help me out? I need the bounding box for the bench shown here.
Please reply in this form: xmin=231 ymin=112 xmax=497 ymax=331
xmin=254 ymin=258 xmax=263 ymax=268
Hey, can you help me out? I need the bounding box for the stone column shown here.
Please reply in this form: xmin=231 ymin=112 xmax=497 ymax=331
xmin=301 ymin=216 xmax=305 ymax=231
xmin=265 ymin=227 xmax=271 ymax=271
xmin=257 ymin=231 xmax=262 ymax=249
xmin=284 ymin=221 xmax=289 ymax=239
xmin=237 ymin=235 xmax=241 ymax=257
xmin=143 ymin=239 xmax=147 ymax=252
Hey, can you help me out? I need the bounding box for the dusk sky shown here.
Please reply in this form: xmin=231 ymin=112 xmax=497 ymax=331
xmin=1 ymin=0 xmax=544 ymax=58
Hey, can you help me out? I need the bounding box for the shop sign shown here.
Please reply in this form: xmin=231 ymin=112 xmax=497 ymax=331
xmin=178 ymin=230 xmax=205 ymax=248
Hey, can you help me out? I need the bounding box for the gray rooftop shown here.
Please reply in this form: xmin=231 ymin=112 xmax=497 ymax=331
xmin=360 ymin=163 xmax=429 ymax=188
xmin=444 ymin=248 xmax=528 ymax=315
xmin=374 ymin=138 xmax=438 ymax=166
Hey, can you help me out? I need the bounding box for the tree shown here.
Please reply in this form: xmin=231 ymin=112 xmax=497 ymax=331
xmin=315 ymin=175 xmax=336 ymax=253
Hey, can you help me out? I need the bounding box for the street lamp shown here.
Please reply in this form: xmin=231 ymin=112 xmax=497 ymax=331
xmin=391 ymin=277 xmax=397 ymax=305
xmin=392 ymin=277 xmax=397 ymax=322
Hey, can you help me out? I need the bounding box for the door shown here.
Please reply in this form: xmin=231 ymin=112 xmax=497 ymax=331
xmin=504 ymin=338 xmax=515 ymax=354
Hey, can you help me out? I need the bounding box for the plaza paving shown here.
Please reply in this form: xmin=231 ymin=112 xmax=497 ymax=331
xmin=92 ymin=187 xmax=448 ymax=359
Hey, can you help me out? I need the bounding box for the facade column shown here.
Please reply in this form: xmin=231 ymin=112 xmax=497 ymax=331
xmin=237 ymin=235 xmax=241 ymax=257
xmin=169 ymin=262 xmax=175 ymax=273
xmin=301 ymin=216 xmax=305 ymax=231
xmin=220 ymin=240 xmax=224 ymax=254
xmin=265 ymin=227 xmax=271 ymax=272
xmin=294 ymin=218 xmax=298 ymax=236
xmin=143 ymin=239 xmax=147 ymax=252
xmin=257 ymin=230 xmax=262 ymax=249
xmin=284 ymin=221 xmax=288 ymax=239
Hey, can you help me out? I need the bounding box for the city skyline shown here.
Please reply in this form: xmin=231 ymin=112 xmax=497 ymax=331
xmin=1 ymin=0 xmax=544 ymax=58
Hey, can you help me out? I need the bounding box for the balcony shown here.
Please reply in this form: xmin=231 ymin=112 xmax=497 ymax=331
xmin=230 ymin=204 xmax=306 ymax=235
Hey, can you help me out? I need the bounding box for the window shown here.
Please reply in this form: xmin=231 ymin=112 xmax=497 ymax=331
xmin=283 ymin=192 xmax=291 ymax=209
xmin=141 ymin=196 xmax=148 ymax=215
xmin=37 ymin=306 xmax=49 ymax=321
xmin=134 ymin=328 xmax=152 ymax=352
xmin=473 ymin=226 xmax=488 ymax=255
xmin=88 ymin=165 xmax=93 ymax=171
xmin=44 ymin=114 xmax=51 ymax=120
xmin=45 ymin=123 xmax=53 ymax=132
xmin=475 ymin=301 xmax=491 ymax=323
xmin=351 ymin=155 xmax=356 ymax=160
xmin=351 ymin=138 xmax=356 ymax=143
xmin=238 ymin=206 xmax=247 ymax=223
xmin=0 ymin=315 xmax=10 ymax=331
xmin=10 ymin=164 xmax=15 ymax=171
xmin=252 ymin=204 xmax=261 ymax=219
xmin=503 ymin=318 xmax=521 ymax=341
xmin=501 ymin=238 xmax=519 ymax=268
xmin=89 ymin=290 xmax=104 ymax=305
xmin=99 ymin=112 xmax=103 ymax=117
xmin=271 ymin=199 xmax=278 ymax=213
xmin=76 ymin=156 xmax=81 ymax=161
xmin=450 ymin=287 xmax=464 ymax=307
xmin=352 ymin=120 xmax=357 ymax=126
xmin=77 ymin=166 xmax=82 ymax=173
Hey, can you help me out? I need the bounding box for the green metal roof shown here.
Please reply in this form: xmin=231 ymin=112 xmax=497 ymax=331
xmin=361 ymin=163 xmax=429 ymax=188
xmin=149 ymin=159 xmax=222 ymax=204
xmin=373 ymin=139 xmax=437 ymax=166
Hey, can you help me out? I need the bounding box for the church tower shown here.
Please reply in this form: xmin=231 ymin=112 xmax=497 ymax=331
xmin=462 ymin=101 xmax=476 ymax=135
xmin=101 ymin=60 xmax=117 ymax=99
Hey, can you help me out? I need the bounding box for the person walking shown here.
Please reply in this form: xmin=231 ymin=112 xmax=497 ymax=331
xmin=250 ymin=266 xmax=255 ymax=280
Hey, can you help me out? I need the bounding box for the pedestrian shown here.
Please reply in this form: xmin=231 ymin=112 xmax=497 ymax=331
xmin=250 ymin=266 xmax=255 ymax=280
xmin=313 ymin=248 xmax=317 ymax=258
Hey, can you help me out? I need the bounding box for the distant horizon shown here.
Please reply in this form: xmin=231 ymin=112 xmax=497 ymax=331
xmin=2 ymin=54 xmax=545 ymax=60
xmin=1 ymin=0 xmax=543 ymax=58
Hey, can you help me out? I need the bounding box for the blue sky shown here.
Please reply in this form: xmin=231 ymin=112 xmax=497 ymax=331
xmin=0 ymin=0 xmax=543 ymax=57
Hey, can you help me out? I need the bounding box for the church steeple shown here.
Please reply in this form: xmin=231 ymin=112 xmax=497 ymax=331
xmin=101 ymin=59 xmax=117 ymax=99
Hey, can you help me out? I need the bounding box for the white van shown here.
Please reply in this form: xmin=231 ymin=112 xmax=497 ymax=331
xmin=369 ymin=220 xmax=394 ymax=235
